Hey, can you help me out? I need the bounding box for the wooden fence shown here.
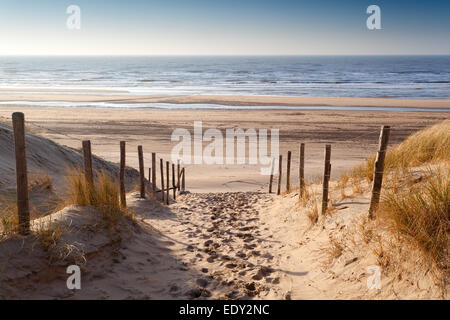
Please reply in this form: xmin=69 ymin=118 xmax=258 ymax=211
xmin=9 ymin=112 xmax=187 ymax=235
xmin=9 ymin=112 xmax=391 ymax=235
xmin=268 ymin=126 xmax=391 ymax=217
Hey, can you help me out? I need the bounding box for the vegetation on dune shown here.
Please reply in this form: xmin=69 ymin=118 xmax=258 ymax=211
xmin=0 ymin=199 xmax=18 ymax=238
xmin=343 ymin=120 xmax=450 ymax=282
xmin=66 ymin=168 xmax=133 ymax=227
xmin=1 ymin=168 xmax=132 ymax=243
xmin=349 ymin=120 xmax=450 ymax=182
xmin=380 ymin=167 xmax=449 ymax=275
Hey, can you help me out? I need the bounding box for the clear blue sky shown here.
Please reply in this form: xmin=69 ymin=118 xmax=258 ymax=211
xmin=0 ymin=0 xmax=449 ymax=55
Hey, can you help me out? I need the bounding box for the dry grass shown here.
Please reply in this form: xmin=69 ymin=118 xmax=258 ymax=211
xmin=348 ymin=120 xmax=450 ymax=183
xmin=379 ymin=167 xmax=449 ymax=274
xmin=338 ymin=173 xmax=349 ymax=199
xmin=305 ymin=203 xmax=319 ymax=225
xmin=29 ymin=173 xmax=53 ymax=191
xmin=298 ymin=183 xmax=321 ymax=225
xmin=33 ymin=216 xmax=64 ymax=252
xmin=66 ymin=168 xmax=133 ymax=228
xmin=1 ymin=199 xmax=64 ymax=255
xmin=323 ymin=234 xmax=345 ymax=266
xmin=385 ymin=120 xmax=450 ymax=169
xmin=0 ymin=199 xmax=19 ymax=238
xmin=330 ymin=121 xmax=449 ymax=289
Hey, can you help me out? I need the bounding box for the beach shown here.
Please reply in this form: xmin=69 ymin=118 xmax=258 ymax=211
xmin=1 ymin=91 xmax=450 ymax=109
xmin=1 ymin=0 xmax=449 ymax=304
xmin=0 ymin=97 xmax=448 ymax=192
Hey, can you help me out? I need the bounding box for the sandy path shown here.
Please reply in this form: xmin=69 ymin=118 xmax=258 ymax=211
xmin=33 ymin=191 xmax=287 ymax=300
xmin=135 ymin=192 xmax=289 ymax=299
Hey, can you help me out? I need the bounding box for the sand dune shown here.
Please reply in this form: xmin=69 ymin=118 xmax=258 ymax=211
xmin=0 ymin=121 xmax=140 ymax=195
xmin=1 ymin=187 xmax=444 ymax=299
xmin=0 ymin=110 xmax=448 ymax=299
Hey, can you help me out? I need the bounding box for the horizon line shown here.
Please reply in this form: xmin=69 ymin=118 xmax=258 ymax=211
xmin=1 ymin=54 xmax=450 ymax=57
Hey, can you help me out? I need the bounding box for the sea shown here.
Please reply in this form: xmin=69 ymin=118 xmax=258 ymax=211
xmin=0 ymin=55 xmax=449 ymax=111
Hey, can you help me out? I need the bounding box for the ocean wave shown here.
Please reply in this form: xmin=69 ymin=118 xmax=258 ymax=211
xmin=1 ymin=56 xmax=449 ymax=98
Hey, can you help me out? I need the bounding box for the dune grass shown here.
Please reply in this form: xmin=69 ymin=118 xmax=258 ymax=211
xmin=66 ymin=168 xmax=133 ymax=227
xmin=29 ymin=173 xmax=53 ymax=191
xmin=0 ymin=199 xmax=19 ymax=238
xmin=348 ymin=120 xmax=450 ymax=183
xmin=336 ymin=120 xmax=450 ymax=281
xmin=380 ymin=167 xmax=449 ymax=273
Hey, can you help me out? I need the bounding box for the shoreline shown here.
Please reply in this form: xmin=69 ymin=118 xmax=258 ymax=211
xmin=0 ymin=92 xmax=449 ymax=110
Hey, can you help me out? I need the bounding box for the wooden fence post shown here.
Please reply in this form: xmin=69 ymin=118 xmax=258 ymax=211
xmin=119 ymin=141 xmax=126 ymax=208
xmin=299 ymin=143 xmax=305 ymax=198
xmin=160 ymin=158 xmax=165 ymax=203
xmin=138 ymin=145 xmax=145 ymax=198
xmin=177 ymin=160 xmax=181 ymax=191
xmin=166 ymin=161 xmax=170 ymax=205
xmin=172 ymin=163 xmax=176 ymax=200
xmin=152 ymin=153 xmax=156 ymax=198
xmin=268 ymin=157 xmax=275 ymax=193
xmin=286 ymin=151 xmax=291 ymax=192
xmin=277 ymin=155 xmax=283 ymax=195
xmin=181 ymin=168 xmax=185 ymax=193
xmin=82 ymin=140 xmax=94 ymax=186
xmin=321 ymin=145 xmax=331 ymax=215
xmin=12 ymin=112 xmax=30 ymax=235
xmin=368 ymin=126 xmax=391 ymax=219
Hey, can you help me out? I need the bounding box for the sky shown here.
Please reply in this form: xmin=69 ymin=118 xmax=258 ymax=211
xmin=0 ymin=0 xmax=449 ymax=55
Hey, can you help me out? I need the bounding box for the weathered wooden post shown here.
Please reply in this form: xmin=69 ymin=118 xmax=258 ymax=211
xmin=152 ymin=152 xmax=156 ymax=198
xmin=268 ymin=157 xmax=275 ymax=193
xmin=181 ymin=167 xmax=185 ymax=193
xmin=160 ymin=158 xmax=165 ymax=203
xmin=369 ymin=126 xmax=391 ymax=219
xmin=177 ymin=160 xmax=181 ymax=191
xmin=138 ymin=145 xmax=145 ymax=198
xmin=166 ymin=161 xmax=170 ymax=205
xmin=12 ymin=112 xmax=30 ymax=235
xmin=299 ymin=143 xmax=305 ymax=198
xmin=321 ymin=145 xmax=331 ymax=215
xmin=119 ymin=141 xmax=126 ymax=208
xmin=82 ymin=140 xmax=94 ymax=186
xmin=277 ymin=155 xmax=283 ymax=195
xmin=286 ymin=151 xmax=291 ymax=192
xmin=172 ymin=163 xmax=176 ymax=200
xmin=148 ymin=167 xmax=152 ymax=193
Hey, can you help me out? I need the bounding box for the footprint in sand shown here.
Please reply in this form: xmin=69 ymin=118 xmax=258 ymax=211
xmin=196 ymin=278 xmax=209 ymax=288
xmin=251 ymin=266 xmax=274 ymax=280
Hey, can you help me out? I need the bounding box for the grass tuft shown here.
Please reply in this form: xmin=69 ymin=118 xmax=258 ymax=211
xmin=348 ymin=120 xmax=450 ymax=183
xmin=0 ymin=199 xmax=19 ymax=238
xmin=29 ymin=173 xmax=53 ymax=191
xmin=66 ymin=168 xmax=133 ymax=227
xmin=379 ymin=167 xmax=449 ymax=273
